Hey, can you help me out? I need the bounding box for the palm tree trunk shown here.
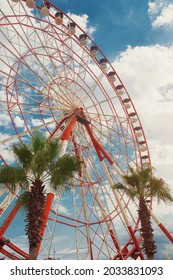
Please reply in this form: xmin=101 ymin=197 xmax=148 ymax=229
xmin=138 ymin=198 xmax=157 ymax=260
xmin=28 ymin=245 xmax=37 ymax=260
xmin=25 ymin=179 xmax=46 ymax=260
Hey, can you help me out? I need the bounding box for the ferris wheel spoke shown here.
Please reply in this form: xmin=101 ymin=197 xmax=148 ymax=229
xmin=0 ymin=42 xmax=62 ymax=106
xmin=0 ymin=187 xmax=20 ymax=217
xmin=1 ymin=14 xmax=74 ymax=110
xmin=39 ymin=18 xmax=77 ymax=96
xmin=73 ymin=141 xmax=127 ymax=258
xmin=18 ymin=1 xmax=76 ymax=103
xmin=81 ymin=120 xmax=136 ymax=170
xmin=0 ymin=118 xmax=56 ymax=145
xmin=74 ymin=48 xmax=91 ymax=96
xmin=73 ymin=123 xmax=139 ymax=237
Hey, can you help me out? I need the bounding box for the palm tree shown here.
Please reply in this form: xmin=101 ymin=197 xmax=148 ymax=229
xmin=0 ymin=132 xmax=80 ymax=260
xmin=113 ymin=166 xmax=173 ymax=260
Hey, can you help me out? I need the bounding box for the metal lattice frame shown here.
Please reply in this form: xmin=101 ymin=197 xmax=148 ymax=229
xmin=0 ymin=0 xmax=172 ymax=260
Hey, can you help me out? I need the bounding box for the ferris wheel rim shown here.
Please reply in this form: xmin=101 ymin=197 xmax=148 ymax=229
xmin=0 ymin=0 xmax=156 ymax=260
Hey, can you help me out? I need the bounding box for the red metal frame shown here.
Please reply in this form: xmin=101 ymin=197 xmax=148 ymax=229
xmin=0 ymin=0 xmax=172 ymax=260
xmin=0 ymin=97 xmax=171 ymax=256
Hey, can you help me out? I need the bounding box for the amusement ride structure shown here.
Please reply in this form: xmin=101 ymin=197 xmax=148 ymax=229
xmin=0 ymin=0 xmax=173 ymax=260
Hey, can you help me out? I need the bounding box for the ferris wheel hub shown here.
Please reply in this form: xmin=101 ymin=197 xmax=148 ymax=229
xmin=62 ymin=105 xmax=83 ymax=116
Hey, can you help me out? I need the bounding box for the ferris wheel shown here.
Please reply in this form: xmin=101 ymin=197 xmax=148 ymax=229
xmin=0 ymin=0 xmax=172 ymax=260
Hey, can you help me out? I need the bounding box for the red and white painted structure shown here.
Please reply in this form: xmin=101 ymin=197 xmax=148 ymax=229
xmin=0 ymin=0 xmax=172 ymax=260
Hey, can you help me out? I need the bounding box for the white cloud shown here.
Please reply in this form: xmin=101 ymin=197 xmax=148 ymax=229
xmin=0 ymin=132 xmax=18 ymax=164
xmin=13 ymin=116 xmax=25 ymax=128
xmin=148 ymin=1 xmax=173 ymax=28
xmin=148 ymin=0 xmax=165 ymax=15
xmin=113 ymin=44 xmax=173 ymax=184
xmin=31 ymin=118 xmax=43 ymax=127
xmin=111 ymin=44 xmax=173 ymax=241
xmin=0 ymin=113 xmax=11 ymax=127
xmin=153 ymin=4 xmax=173 ymax=28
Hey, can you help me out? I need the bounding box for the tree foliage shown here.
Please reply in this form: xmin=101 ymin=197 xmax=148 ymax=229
xmin=113 ymin=166 xmax=173 ymax=259
xmin=0 ymin=132 xmax=81 ymax=259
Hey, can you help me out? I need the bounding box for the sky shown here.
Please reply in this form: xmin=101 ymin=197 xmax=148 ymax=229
xmin=0 ymin=0 xmax=173 ymax=260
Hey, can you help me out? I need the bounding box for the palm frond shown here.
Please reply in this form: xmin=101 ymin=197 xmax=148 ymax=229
xmin=149 ymin=177 xmax=173 ymax=204
xmin=30 ymin=135 xmax=62 ymax=178
xmin=123 ymin=174 xmax=139 ymax=187
xmin=112 ymin=182 xmax=127 ymax=190
xmin=56 ymin=154 xmax=80 ymax=173
xmin=31 ymin=132 xmax=46 ymax=153
xmin=50 ymin=168 xmax=73 ymax=187
xmin=122 ymin=165 xmax=173 ymax=205
xmin=126 ymin=166 xmax=154 ymax=198
xmin=50 ymin=155 xmax=80 ymax=189
xmin=41 ymin=139 xmax=60 ymax=162
xmin=12 ymin=143 xmax=33 ymax=170
xmin=139 ymin=167 xmax=151 ymax=184
xmin=17 ymin=191 xmax=30 ymax=210
xmin=47 ymin=138 xmax=61 ymax=161
xmin=125 ymin=166 xmax=141 ymax=186
xmin=30 ymin=151 xmax=48 ymax=178
xmin=0 ymin=166 xmax=27 ymax=190
xmin=113 ymin=182 xmax=137 ymax=200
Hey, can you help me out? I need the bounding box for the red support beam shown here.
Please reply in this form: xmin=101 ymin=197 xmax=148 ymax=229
xmin=36 ymin=193 xmax=54 ymax=256
xmin=0 ymin=203 xmax=21 ymax=237
xmin=84 ymin=120 xmax=144 ymax=260
xmin=85 ymin=123 xmax=114 ymax=164
xmin=60 ymin=115 xmax=78 ymax=141
xmin=36 ymin=114 xmax=79 ymax=257
xmin=0 ymin=248 xmax=20 ymax=260
xmin=49 ymin=118 xmax=66 ymax=139
xmin=158 ymin=223 xmax=173 ymax=243
xmin=0 ymin=237 xmax=28 ymax=259
xmin=127 ymin=225 xmax=144 ymax=260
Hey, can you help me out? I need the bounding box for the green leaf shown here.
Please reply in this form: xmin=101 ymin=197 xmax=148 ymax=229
xmin=50 ymin=154 xmax=80 ymax=190
xmin=31 ymin=132 xmax=46 ymax=153
xmin=0 ymin=166 xmax=27 ymax=189
xmin=12 ymin=143 xmax=33 ymax=170
xmin=18 ymin=191 xmax=30 ymax=210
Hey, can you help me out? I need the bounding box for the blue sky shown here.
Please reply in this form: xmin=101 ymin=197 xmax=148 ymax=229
xmin=0 ymin=0 xmax=173 ymax=260
xmin=46 ymin=0 xmax=173 ymax=53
